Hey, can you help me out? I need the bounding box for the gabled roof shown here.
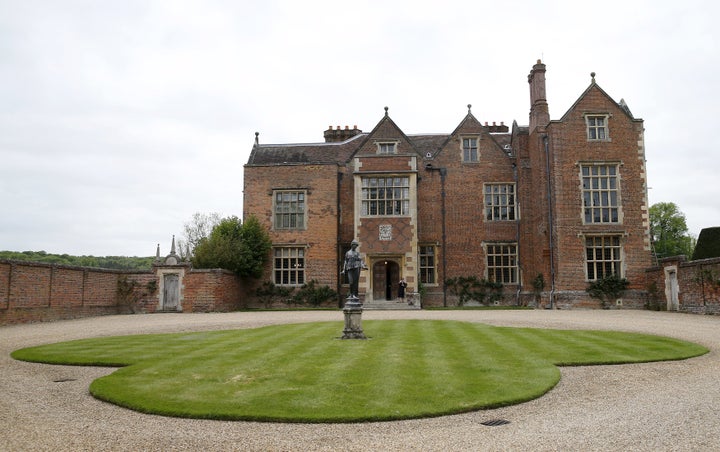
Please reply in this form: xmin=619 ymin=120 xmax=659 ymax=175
xmin=558 ymin=74 xmax=641 ymax=122
xmin=429 ymin=107 xmax=512 ymax=159
xmin=246 ymin=107 xmax=514 ymax=166
xmin=348 ymin=107 xmax=424 ymax=161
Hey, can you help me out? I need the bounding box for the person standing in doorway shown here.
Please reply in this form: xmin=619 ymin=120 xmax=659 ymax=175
xmin=398 ymin=277 xmax=407 ymax=303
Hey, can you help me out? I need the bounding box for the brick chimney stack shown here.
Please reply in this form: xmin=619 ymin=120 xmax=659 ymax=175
xmin=324 ymin=125 xmax=363 ymax=143
xmin=528 ymin=59 xmax=550 ymax=131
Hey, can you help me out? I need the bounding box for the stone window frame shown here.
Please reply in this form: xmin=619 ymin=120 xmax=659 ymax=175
xmin=360 ymin=176 xmax=410 ymax=217
xmin=585 ymin=113 xmax=611 ymax=141
xmin=483 ymin=183 xmax=518 ymax=221
xmin=273 ymin=246 xmax=306 ymax=286
xmin=579 ymin=162 xmax=622 ymax=225
xmin=461 ymin=136 xmax=479 ymax=162
xmin=418 ymin=244 xmax=437 ymax=285
xmin=376 ymin=141 xmax=398 ymax=155
xmin=484 ymin=242 xmax=519 ymax=284
xmin=583 ymin=234 xmax=624 ymax=281
xmin=272 ymin=189 xmax=307 ymax=230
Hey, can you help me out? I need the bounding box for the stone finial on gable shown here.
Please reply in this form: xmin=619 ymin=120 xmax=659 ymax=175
xmin=163 ymin=235 xmax=179 ymax=265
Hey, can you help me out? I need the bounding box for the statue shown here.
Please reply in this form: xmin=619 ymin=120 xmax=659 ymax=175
xmin=341 ymin=240 xmax=367 ymax=300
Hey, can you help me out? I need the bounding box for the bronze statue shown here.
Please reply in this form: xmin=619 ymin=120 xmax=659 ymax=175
xmin=341 ymin=240 xmax=366 ymax=299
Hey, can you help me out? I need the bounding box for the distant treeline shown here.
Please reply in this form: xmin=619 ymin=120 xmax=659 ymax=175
xmin=0 ymin=250 xmax=155 ymax=270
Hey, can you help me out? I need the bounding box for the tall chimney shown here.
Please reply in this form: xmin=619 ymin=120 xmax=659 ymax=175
xmin=528 ymin=59 xmax=550 ymax=131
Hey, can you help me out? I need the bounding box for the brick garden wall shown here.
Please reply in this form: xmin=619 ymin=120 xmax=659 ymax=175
xmin=3 ymin=255 xmax=720 ymax=325
xmin=646 ymin=256 xmax=720 ymax=314
xmin=0 ymin=260 xmax=250 ymax=325
xmin=0 ymin=260 xmax=143 ymax=325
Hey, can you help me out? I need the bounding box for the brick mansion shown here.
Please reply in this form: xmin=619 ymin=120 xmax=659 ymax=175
xmin=243 ymin=60 xmax=652 ymax=308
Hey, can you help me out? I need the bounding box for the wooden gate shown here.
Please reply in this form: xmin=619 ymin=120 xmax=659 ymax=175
xmin=163 ymin=273 xmax=180 ymax=311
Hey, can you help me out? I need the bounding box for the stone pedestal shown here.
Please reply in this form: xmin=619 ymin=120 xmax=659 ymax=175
xmin=341 ymin=296 xmax=366 ymax=339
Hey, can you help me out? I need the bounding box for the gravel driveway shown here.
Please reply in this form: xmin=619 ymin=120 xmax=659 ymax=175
xmin=2 ymin=309 xmax=719 ymax=451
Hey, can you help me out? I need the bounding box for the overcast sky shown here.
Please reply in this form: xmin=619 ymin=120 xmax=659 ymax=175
xmin=1 ymin=0 xmax=719 ymax=256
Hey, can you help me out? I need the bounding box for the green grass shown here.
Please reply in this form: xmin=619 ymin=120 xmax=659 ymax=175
xmin=11 ymin=320 xmax=707 ymax=423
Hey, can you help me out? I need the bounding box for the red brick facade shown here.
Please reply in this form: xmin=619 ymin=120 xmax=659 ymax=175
xmin=244 ymin=61 xmax=653 ymax=308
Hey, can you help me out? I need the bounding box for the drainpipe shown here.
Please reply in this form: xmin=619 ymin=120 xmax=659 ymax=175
xmin=336 ymin=170 xmax=343 ymax=308
xmin=425 ymin=163 xmax=448 ymax=307
xmin=543 ymin=134 xmax=556 ymax=308
xmin=513 ymin=162 xmax=522 ymax=306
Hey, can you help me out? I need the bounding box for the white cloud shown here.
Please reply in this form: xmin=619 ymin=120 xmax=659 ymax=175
xmin=1 ymin=0 xmax=719 ymax=255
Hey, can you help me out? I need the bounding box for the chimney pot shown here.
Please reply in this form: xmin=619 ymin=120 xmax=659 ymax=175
xmin=345 ymin=125 xmax=349 ymax=130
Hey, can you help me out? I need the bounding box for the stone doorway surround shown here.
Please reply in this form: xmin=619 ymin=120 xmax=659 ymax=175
xmin=155 ymin=268 xmax=185 ymax=312
xmin=370 ymin=257 xmax=400 ymax=302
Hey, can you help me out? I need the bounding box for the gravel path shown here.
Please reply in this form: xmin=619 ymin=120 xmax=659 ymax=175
xmin=2 ymin=310 xmax=719 ymax=451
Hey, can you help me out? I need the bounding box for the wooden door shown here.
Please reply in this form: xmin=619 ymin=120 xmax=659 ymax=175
xmin=373 ymin=260 xmax=400 ymax=301
xmin=163 ymin=274 xmax=179 ymax=311
xmin=372 ymin=262 xmax=386 ymax=300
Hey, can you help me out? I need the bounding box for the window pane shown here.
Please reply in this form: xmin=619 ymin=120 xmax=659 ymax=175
xmin=361 ymin=177 xmax=410 ymax=216
xmin=485 ymin=184 xmax=517 ymax=221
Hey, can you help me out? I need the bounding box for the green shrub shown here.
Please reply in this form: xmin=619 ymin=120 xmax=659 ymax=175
xmin=445 ymin=276 xmax=503 ymax=306
xmin=255 ymin=281 xmax=291 ymax=308
xmin=292 ymin=280 xmax=338 ymax=307
xmin=586 ymin=274 xmax=629 ymax=308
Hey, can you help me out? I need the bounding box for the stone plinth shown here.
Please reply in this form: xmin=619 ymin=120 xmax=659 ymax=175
xmin=341 ymin=297 xmax=366 ymax=339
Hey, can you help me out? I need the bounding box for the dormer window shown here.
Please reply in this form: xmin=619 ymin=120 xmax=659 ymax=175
xmin=462 ymin=137 xmax=478 ymax=162
xmin=377 ymin=142 xmax=397 ymax=154
xmin=586 ymin=115 xmax=609 ymax=141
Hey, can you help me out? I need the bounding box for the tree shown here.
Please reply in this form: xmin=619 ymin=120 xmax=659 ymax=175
xmin=177 ymin=212 xmax=221 ymax=260
xmin=649 ymin=202 xmax=695 ymax=258
xmin=192 ymin=215 xmax=271 ymax=277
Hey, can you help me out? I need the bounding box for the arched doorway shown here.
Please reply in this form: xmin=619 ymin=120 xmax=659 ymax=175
xmin=372 ymin=260 xmax=400 ymax=301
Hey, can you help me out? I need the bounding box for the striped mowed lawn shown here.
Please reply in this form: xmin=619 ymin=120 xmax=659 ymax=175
xmin=11 ymin=319 xmax=707 ymax=422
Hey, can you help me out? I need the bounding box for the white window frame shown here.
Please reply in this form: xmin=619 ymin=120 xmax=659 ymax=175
xmin=462 ymin=136 xmax=479 ymax=162
xmin=419 ymin=244 xmax=437 ymax=285
xmin=586 ymin=114 xmax=610 ymax=141
xmin=376 ymin=141 xmax=397 ymax=154
xmin=585 ymin=235 xmax=623 ymax=281
xmin=581 ymin=163 xmax=621 ymax=224
xmin=273 ymin=247 xmax=305 ymax=286
xmin=485 ymin=243 xmax=518 ymax=284
xmin=273 ymin=190 xmax=306 ymax=230
xmin=361 ymin=176 xmax=410 ymax=217
xmin=484 ymin=183 xmax=517 ymax=221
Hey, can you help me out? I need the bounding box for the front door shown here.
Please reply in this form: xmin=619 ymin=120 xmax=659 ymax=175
xmin=163 ymin=274 xmax=179 ymax=311
xmin=372 ymin=260 xmax=400 ymax=301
